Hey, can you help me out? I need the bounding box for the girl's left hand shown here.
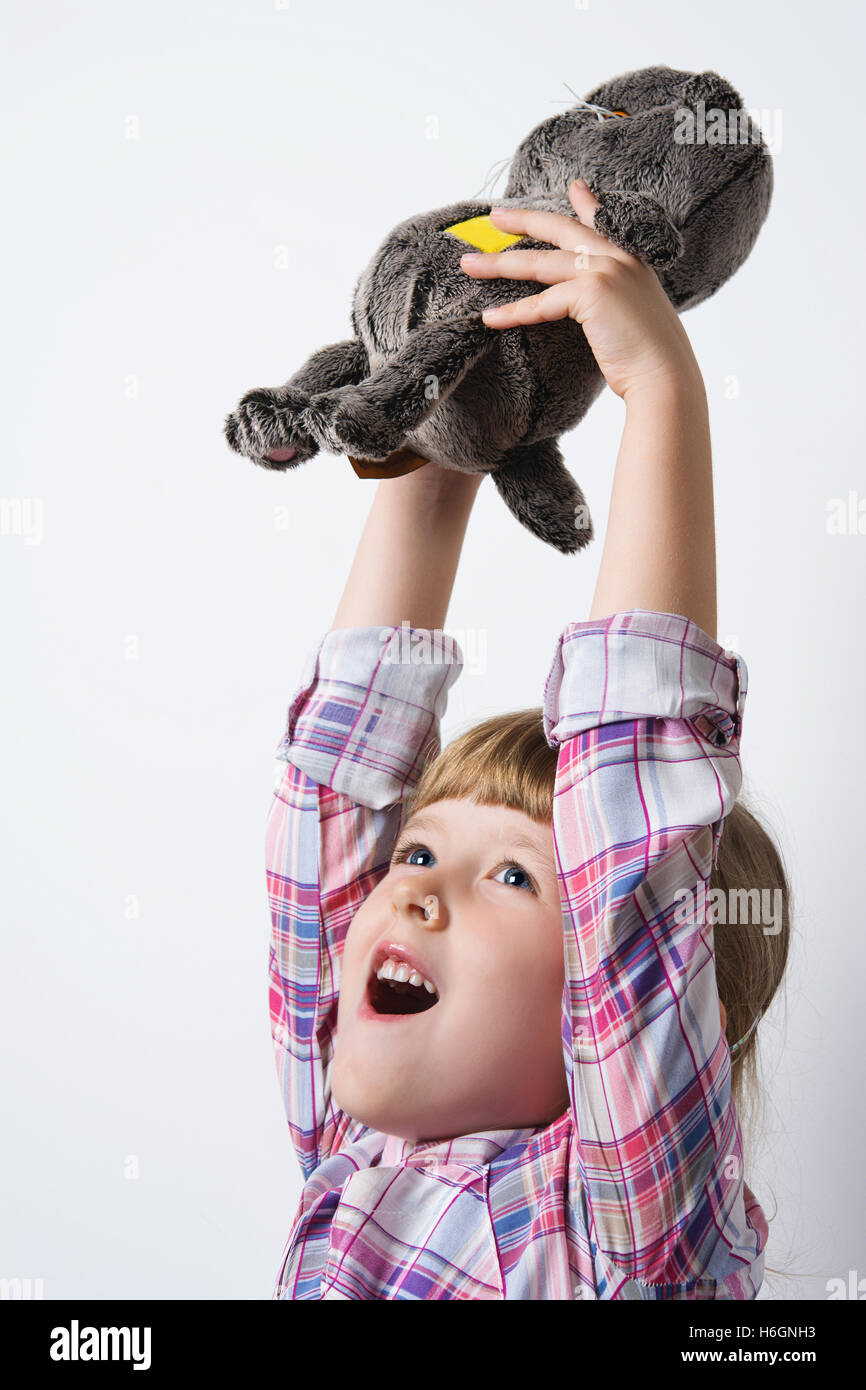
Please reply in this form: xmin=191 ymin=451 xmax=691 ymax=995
xmin=460 ymin=181 xmax=699 ymax=402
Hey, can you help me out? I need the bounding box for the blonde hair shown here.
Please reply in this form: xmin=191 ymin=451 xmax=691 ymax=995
xmin=407 ymin=705 xmax=791 ymax=1163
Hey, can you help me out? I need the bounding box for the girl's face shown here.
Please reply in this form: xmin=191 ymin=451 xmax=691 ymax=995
xmin=332 ymin=797 xmax=570 ymax=1144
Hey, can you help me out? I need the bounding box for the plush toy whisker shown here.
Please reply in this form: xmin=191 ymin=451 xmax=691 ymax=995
xmin=557 ymin=81 xmax=623 ymax=120
xmin=471 ymin=154 xmax=513 ymax=201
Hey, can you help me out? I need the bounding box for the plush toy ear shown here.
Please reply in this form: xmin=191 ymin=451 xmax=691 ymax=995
xmin=593 ymin=190 xmax=685 ymax=270
xmin=679 ymin=70 xmax=744 ymax=112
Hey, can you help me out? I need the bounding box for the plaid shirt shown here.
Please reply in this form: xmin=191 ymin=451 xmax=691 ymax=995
xmin=265 ymin=610 xmax=768 ymax=1300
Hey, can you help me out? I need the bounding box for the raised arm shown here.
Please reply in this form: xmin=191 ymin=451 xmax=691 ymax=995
xmin=588 ymin=373 xmax=715 ymax=636
xmin=267 ymin=463 xmax=481 ymax=1181
xmin=467 ymin=184 xmax=763 ymax=1294
xmin=466 ymin=179 xmax=716 ymax=634
xmin=330 ymin=463 xmax=485 ymax=632
xmin=542 ymin=610 xmax=760 ymax=1295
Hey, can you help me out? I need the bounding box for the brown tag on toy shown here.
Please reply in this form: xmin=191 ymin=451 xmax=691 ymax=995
xmin=347 ymin=447 xmax=428 ymax=479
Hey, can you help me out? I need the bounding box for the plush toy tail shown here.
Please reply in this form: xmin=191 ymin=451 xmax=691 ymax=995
xmin=492 ymin=439 xmax=593 ymax=554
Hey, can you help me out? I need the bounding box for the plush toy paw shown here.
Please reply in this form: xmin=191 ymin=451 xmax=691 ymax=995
xmin=299 ymin=387 xmax=407 ymax=461
xmin=223 ymin=385 xmax=319 ymax=469
xmin=593 ymin=190 xmax=684 ymax=270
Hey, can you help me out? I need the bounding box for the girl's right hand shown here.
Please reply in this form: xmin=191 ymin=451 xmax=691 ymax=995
xmin=460 ymin=181 xmax=701 ymax=404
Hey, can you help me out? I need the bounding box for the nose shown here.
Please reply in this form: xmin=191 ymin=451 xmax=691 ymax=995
xmin=390 ymin=877 xmax=447 ymax=929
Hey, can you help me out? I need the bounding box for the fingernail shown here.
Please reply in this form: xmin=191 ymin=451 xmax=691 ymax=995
xmin=572 ymin=178 xmax=587 ymax=190
xmin=482 ymin=306 xmax=504 ymax=320
xmin=460 ymin=253 xmax=482 ymax=261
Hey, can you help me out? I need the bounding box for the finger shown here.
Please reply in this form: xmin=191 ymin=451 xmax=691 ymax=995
xmin=460 ymin=245 xmax=585 ymax=285
xmin=487 ymin=190 xmax=610 ymax=257
xmin=568 ymin=179 xmax=601 ymax=221
xmin=480 ymin=280 xmax=580 ymax=328
xmin=490 ymin=182 xmax=634 ymax=266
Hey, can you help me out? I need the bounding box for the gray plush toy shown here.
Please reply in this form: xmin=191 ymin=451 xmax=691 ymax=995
xmin=224 ymin=64 xmax=772 ymax=553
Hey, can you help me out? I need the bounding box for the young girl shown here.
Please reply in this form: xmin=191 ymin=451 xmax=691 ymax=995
xmin=264 ymin=180 xmax=790 ymax=1300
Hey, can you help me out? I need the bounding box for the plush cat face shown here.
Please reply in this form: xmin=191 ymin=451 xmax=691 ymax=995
xmin=504 ymin=64 xmax=773 ymax=310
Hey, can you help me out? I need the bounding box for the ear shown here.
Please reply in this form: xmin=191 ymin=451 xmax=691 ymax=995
xmin=719 ymin=998 xmax=727 ymax=1036
xmin=679 ymin=71 xmax=744 ymax=113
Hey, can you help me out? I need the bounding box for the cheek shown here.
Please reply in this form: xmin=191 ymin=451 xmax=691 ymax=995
xmin=339 ymin=898 xmax=378 ymax=988
xmin=339 ymin=875 xmax=398 ymax=973
xmin=467 ymin=918 xmax=565 ymax=1010
xmin=520 ymin=927 xmax=566 ymax=1013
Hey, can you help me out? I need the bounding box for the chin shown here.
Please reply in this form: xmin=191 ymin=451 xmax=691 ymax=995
xmin=332 ymin=1064 xmax=404 ymax=1137
xmin=335 ymin=1071 xmax=454 ymax=1144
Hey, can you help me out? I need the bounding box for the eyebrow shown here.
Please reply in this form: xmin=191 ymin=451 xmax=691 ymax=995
xmin=401 ymin=809 xmax=553 ymax=877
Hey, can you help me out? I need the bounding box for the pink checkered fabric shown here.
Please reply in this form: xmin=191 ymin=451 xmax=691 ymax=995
xmin=264 ymin=611 xmax=766 ymax=1299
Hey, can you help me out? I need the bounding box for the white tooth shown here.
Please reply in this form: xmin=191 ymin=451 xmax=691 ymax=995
xmin=408 ymin=969 xmax=424 ymax=987
xmin=379 ymin=960 xmax=396 ymax=980
xmin=423 ymin=978 xmax=437 ymax=994
xmin=393 ymin=963 xmax=411 ymax=983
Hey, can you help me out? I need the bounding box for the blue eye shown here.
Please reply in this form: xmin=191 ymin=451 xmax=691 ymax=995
xmin=494 ymin=864 xmax=534 ymax=892
xmin=390 ymin=841 xmax=433 ymax=868
xmin=393 ymin=843 xmax=433 ymax=868
xmin=390 ymin=840 xmax=537 ymax=894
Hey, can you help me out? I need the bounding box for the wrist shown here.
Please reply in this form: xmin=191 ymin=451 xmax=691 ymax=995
xmin=378 ymin=460 xmax=484 ymax=511
xmin=622 ymin=361 xmax=707 ymax=415
xmin=417 ymin=460 xmax=486 ymax=495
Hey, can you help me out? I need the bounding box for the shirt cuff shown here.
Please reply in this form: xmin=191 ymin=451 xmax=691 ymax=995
xmin=541 ymin=610 xmax=747 ymax=750
xmin=276 ymin=625 xmax=464 ymax=810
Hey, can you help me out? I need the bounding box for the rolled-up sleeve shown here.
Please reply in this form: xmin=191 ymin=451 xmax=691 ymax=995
xmin=277 ymin=625 xmax=464 ymax=810
xmin=542 ymin=609 xmax=747 ymax=865
xmin=266 ymin=625 xmax=464 ymax=1181
xmin=543 ymin=610 xmax=766 ymax=1298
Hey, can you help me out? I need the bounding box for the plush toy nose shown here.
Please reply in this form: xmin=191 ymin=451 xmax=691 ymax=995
xmin=679 ymin=71 xmax=743 ymax=112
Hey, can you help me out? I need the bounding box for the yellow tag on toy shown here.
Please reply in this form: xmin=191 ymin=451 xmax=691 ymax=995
xmin=443 ymin=214 xmax=525 ymax=253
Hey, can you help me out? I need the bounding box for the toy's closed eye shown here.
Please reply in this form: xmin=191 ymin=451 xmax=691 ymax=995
xmin=572 ymin=95 xmax=628 ymax=121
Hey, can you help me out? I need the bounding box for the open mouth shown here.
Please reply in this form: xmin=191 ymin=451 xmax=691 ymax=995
xmin=366 ymin=959 xmax=440 ymax=1016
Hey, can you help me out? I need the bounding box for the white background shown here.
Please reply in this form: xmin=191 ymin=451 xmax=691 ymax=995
xmin=2 ymin=0 xmax=863 ymax=1300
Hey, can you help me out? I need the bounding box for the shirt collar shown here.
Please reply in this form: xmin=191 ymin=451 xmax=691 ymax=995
xmin=380 ymin=1124 xmax=542 ymax=1170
